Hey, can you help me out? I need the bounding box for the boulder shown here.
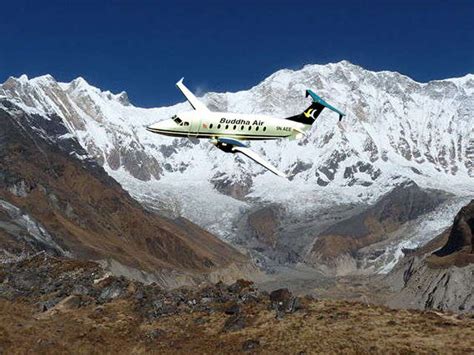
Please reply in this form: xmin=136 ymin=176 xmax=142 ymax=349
xmin=222 ymin=314 xmax=246 ymax=332
xmin=269 ymin=288 xmax=302 ymax=318
xmin=224 ymin=302 xmax=240 ymax=315
xmin=242 ymin=339 xmax=260 ymax=351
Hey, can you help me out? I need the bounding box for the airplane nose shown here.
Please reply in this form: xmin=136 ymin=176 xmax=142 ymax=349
xmin=147 ymin=122 xmax=162 ymax=132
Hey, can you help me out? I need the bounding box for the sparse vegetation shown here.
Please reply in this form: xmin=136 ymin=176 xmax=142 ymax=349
xmin=0 ymin=254 xmax=473 ymax=354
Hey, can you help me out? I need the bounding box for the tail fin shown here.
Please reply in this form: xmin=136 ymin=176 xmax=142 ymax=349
xmin=284 ymin=89 xmax=346 ymax=125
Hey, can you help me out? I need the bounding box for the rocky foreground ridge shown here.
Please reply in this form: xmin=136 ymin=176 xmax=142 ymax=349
xmin=0 ymin=253 xmax=473 ymax=353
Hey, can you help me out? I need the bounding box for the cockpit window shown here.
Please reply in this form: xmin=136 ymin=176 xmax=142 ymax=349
xmin=172 ymin=115 xmax=182 ymax=125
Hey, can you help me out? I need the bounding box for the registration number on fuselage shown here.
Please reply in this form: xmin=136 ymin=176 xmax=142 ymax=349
xmin=276 ymin=126 xmax=291 ymax=132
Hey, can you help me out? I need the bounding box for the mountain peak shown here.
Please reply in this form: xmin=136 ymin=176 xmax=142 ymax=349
xmin=30 ymin=74 xmax=56 ymax=85
xmin=18 ymin=74 xmax=29 ymax=82
xmin=115 ymin=91 xmax=130 ymax=106
xmin=69 ymin=76 xmax=91 ymax=89
xmin=337 ymin=59 xmax=353 ymax=66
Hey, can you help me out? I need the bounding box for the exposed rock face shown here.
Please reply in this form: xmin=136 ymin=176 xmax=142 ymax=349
xmin=233 ymin=204 xmax=312 ymax=267
xmin=247 ymin=205 xmax=282 ymax=248
xmin=388 ymin=258 xmax=474 ymax=312
xmin=435 ymin=201 xmax=474 ymax=258
xmin=210 ymin=172 xmax=252 ymax=200
xmin=386 ymin=200 xmax=474 ymax=313
xmin=0 ymin=101 xmax=252 ymax=285
xmin=306 ymin=181 xmax=450 ymax=274
xmin=0 ymin=199 xmax=67 ymax=259
xmin=0 ymin=75 xmax=161 ymax=181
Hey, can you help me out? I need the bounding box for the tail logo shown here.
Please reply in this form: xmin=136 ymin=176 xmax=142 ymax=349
xmin=304 ymin=108 xmax=316 ymax=119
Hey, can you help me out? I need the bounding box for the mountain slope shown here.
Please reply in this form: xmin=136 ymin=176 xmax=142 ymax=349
xmin=306 ymin=181 xmax=451 ymax=275
xmin=0 ymin=99 xmax=251 ymax=286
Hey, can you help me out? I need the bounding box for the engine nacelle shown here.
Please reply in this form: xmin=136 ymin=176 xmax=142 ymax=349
xmin=210 ymin=137 xmax=248 ymax=153
xmin=214 ymin=141 xmax=235 ymax=153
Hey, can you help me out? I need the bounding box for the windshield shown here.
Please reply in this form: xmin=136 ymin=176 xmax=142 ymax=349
xmin=172 ymin=115 xmax=182 ymax=125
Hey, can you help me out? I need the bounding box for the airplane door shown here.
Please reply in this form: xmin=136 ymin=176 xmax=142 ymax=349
xmin=188 ymin=117 xmax=201 ymax=137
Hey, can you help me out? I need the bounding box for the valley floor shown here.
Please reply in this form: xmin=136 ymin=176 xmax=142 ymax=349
xmin=255 ymin=265 xmax=391 ymax=306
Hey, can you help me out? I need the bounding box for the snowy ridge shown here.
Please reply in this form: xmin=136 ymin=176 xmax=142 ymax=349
xmin=1 ymin=61 xmax=473 ymax=260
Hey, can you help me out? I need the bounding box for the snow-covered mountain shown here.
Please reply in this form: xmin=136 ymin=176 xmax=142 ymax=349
xmin=1 ymin=61 xmax=473 ymax=273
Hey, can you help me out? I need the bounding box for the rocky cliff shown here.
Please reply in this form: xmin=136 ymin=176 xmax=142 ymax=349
xmin=386 ymin=200 xmax=474 ymax=312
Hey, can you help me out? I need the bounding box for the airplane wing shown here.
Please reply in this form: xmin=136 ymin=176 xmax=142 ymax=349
xmin=211 ymin=138 xmax=286 ymax=178
xmin=233 ymin=146 xmax=287 ymax=178
xmin=176 ymin=78 xmax=210 ymax=112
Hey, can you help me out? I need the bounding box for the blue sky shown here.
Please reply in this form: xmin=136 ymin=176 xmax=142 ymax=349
xmin=1 ymin=0 xmax=472 ymax=107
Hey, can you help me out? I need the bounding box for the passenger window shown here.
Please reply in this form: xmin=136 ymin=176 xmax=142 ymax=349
xmin=241 ymin=125 xmax=244 ymax=130
xmin=233 ymin=125 xmax=236 ymax=130
xmin=210 ymin=123 xmax=213 ymax=129
xmin=218 ymin=124 xmax=221 ymax=129
xmin=184 ymin=122 xmax=189 ymax=126
xmin=256 ymin=126 xmax=259 ymax=131
xmin=225 ymin=125 xmax=229 ymax=129
xmin=263 ymin=127 xmax=267 ymax=131
xmin=248 ymin=126 xmax=251 ymax=130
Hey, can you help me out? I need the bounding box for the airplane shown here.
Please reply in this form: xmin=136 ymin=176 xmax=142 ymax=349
xmin=146 ymin=79 xmax=345 ymax=178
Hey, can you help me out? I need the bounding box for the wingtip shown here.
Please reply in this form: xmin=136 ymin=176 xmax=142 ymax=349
xmin=176 ymin=77 xmax=184 ymax=86
xmin=274 ymin=170 xmax=288 ymax=179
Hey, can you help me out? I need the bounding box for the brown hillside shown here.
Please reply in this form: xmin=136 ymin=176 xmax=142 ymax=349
xmin=0 ymin=105 xmax=247 ymax=275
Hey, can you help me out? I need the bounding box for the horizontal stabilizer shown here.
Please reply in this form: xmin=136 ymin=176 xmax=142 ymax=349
xmin=306 ymin=89 xmax=346 ymax=121
xmin=283 ymin=90 xmax=346 ymax=125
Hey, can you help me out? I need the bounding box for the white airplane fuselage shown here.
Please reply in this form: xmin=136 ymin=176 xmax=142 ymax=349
xmin=146 ymin=78 xmax=345 ymax=178
xmin=147 ymin=111 xmax=308 ymax=141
